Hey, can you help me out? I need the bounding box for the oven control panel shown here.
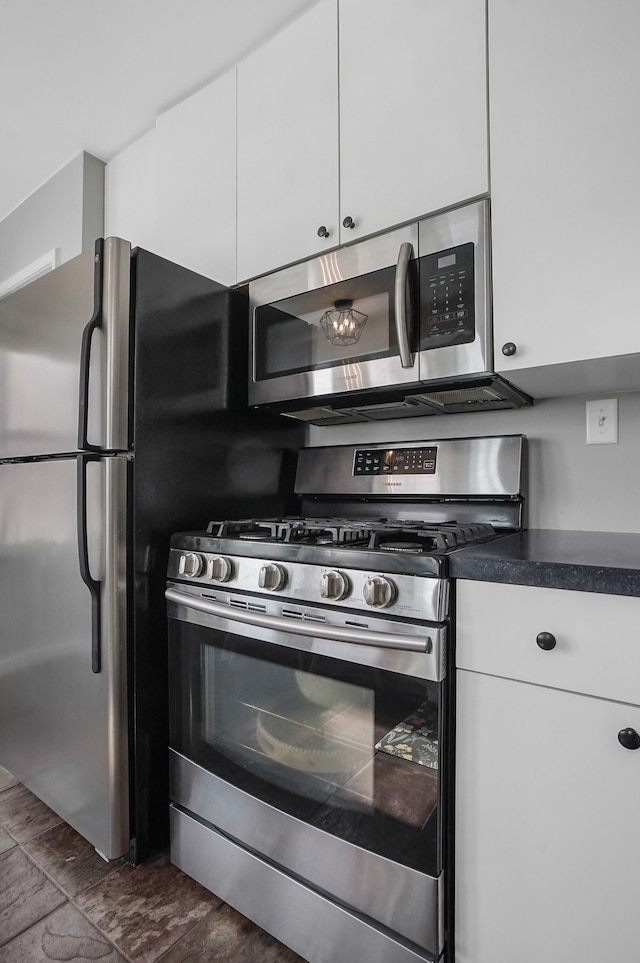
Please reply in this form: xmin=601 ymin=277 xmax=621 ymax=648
xmin=354 ymin=446 xmax=437 ymax=476
xmin=168 ymin=549 xmax=449 ymax=623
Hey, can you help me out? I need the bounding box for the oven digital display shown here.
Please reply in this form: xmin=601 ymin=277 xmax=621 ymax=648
xmin=354 ymin=446 xmax=438 ymax=475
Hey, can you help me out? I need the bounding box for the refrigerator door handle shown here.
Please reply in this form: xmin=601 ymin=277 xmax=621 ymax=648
xmin=77 ymin=238 xmax=104 ymax=452
xmin=77 ymin=452 xmax=102 ymax=673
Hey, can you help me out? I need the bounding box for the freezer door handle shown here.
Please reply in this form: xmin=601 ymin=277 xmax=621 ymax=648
xmin=77 ymin=453 xmax=102 ymax=672
xmin=77 ymin=238 xmax=104 ymax=452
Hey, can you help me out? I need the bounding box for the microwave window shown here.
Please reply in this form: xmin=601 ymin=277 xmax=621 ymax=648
xmin=254 ymin=264 xmax=404 ymax=381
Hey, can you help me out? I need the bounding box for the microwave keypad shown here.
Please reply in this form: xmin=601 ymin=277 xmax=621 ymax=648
xmin=354 ymin=446 xmax=438 ymax=475
xmin=420 ymin=242 xmax=475 ymax=347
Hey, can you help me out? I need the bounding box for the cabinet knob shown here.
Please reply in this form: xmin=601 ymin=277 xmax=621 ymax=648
xmin=501 ymin=342 xmax=517 ymax=357
xmin=342 ymin=215 xmax=356 ymax=230
xmin=618 ymin=728 xmax=640 ymax=750
xmin=536 ymin=631 xmax=556 ymax=651
xmin=317 ymin=225 xmax=330 ymax=238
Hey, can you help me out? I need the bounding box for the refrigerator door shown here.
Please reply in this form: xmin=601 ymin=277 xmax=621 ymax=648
xmin=0 ymin=249 xmax=98 ymax=458
xmin=0 ymin=454 xmax=130 ymax=859
xmin=0 ymin=236 xmax=132 ymax=460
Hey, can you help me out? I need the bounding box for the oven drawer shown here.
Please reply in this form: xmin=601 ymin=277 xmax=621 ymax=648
xmin=170 ymin=800 xmax=438 ymax=963
xmin=456 ymin=581 xmax=640 ymax=705
xmin=170 ymin=750 xmax=443 ymax=956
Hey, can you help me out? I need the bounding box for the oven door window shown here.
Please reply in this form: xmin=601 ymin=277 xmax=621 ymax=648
xmin=169 ymin=620 xmax=441 ymax=879
xmin=254 ymin=263 xmax=416 ymax=381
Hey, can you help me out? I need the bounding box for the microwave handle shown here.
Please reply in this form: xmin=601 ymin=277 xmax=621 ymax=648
xmin=394 ymin=242 xmax=415 ymax=368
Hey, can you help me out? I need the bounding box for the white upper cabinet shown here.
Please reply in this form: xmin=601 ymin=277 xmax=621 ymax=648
xmin=338 ymin=0 xmax=488 ymax=244
xmin=237 ymin=1 xmax=340 ymax=282
xmin=156 ymin=69 xmax=237 ymax=286
xmin=490 ymin=0 xmax=640 ymax=397
xmin=237 ymin=0 xmax=488 ymax=281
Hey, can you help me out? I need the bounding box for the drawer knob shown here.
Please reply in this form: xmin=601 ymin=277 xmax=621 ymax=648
xmin=342 ymin=215 xmax=356 ymax=230
xmin=618 ymin=728 xmax=640 ymax=751
xmin=536 ymin=631 xmax=556 ymax=651
xmin=501 ymin=342 xmax=517 ymax=357
xmin=317 ymin=225 xmax=330 ymax=238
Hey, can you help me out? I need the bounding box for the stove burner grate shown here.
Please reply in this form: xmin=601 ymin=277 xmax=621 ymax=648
xmin=207 ymin=515 xmax=497 ymax=554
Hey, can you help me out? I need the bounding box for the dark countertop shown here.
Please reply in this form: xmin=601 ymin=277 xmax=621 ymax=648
xmin=449 ymin=530 xmax=640 ymax=597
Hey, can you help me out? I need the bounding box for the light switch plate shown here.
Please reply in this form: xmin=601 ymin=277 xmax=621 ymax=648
xmin=586 ymin=398 xmax=618 ymax=444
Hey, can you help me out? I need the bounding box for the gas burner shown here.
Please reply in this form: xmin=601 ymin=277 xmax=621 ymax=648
xmin=378 ymin=542 xmax=425 ymax=553
xmin=287 ymin=520 xmax=372 ymax=546
xmin=208 ymin=516 xmax=382 ymax=547
xmin=367 ymin=521 xmax=498 ymax=554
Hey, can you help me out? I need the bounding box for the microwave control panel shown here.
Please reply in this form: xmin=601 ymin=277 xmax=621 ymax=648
xmin=354 ymin=446 xmax=438 ymax=476
xmin=419 ymin=241 xmax=475 ymax=348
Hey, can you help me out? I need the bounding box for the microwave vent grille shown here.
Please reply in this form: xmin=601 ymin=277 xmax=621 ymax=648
xmin=417 ymin=386 xmax=503 ymax=408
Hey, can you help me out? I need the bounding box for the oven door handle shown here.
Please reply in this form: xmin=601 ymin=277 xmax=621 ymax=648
xmin=394 ymin=241 xmax=415 ymax=368
xmin=165 ymin=587 xmax=432 ymax=654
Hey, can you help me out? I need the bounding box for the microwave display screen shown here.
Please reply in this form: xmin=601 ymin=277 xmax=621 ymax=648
xmin=419 ymin=242 xmax=475 ymax=350
xmin=437 ymin=253 xmax=457 ymax=270
xmin=254 ymin=263 xmax=410 ymax=382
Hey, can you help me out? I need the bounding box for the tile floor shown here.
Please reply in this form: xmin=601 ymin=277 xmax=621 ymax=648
xmin=0 ymin=766 xmax=305 ymax=961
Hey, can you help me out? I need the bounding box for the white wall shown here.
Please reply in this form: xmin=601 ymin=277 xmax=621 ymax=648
xmin=308 ymin=391 xmax=640 ymax=534
xmin=104 ymin=129 xmax=157 ymax=250
xmin=0 ymin=152 xmax=104 ymax=285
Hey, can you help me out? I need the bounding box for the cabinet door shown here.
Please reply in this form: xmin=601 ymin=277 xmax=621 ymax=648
xmin=339 ymin=0 xmax=488 ymax=244
xmin=156 ymin=70 xmax=237 ymax=286
xmin=237 ymin=0 xmax=339 ymax=282
xmin=456 ymin=670 xmax=640 ymax=963
xmin=490 ymin=0 xmax=640 ymax=395
xmin=456 ymin=580 xmax=640 ymax=706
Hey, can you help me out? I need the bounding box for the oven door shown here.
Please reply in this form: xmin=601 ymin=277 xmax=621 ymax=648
xmin=249 ymin=224 xmax=420 ymax=411
xmin=166 ymin=582 xmax=445 ymax=958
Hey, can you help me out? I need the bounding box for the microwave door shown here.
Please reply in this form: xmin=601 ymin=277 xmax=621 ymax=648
xmin=417 ymin=200 xmax=491 ymax=384
xmin=249 ymin=224 xmax=420 ymax=409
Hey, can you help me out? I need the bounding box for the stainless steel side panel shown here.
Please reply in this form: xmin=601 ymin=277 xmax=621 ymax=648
xmin=171 ymin=760 xmax=443 ymax=960
xmin=417 ymin=199 xmax=491 ymax=380
xmin=295 ymin=433 xmax=524 ymax=499
xmin=0 ymin=249 xmax=97 ymax=458
xmin=0 ymin=456 xmax=129 ymax=859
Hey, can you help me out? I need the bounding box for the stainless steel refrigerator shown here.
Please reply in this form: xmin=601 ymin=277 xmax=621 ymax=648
xmin=0 ymin=237 xmax=301 ymax=862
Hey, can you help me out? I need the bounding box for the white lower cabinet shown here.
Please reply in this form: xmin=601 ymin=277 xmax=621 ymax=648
xmin=455 ymin=581 xmax=640 ymax=962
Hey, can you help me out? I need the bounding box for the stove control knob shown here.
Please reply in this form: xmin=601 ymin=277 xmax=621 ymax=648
xmin=178 ymin=552 xmax=204 ymax=578
xmin=320 ymin=569 xmax=350 ymax=601
xmin=207 ymin=556 xmax=233 ymax=583
xmin=363 ymin=575 xmax=397 ymax=609
xmin=258 ymin=562 xmax=286 ymax=591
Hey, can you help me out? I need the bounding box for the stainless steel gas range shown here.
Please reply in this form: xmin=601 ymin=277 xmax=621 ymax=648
xmin=165 ymin=434 xmax=526 ymax=963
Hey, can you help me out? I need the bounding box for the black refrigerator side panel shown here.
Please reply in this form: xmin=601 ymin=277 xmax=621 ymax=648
xmin=129 ymin=249 xmax=303 ymax=861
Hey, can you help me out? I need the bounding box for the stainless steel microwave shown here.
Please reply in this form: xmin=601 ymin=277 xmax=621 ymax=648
xmin=248 ymin=200 xmax=531 ymax=426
